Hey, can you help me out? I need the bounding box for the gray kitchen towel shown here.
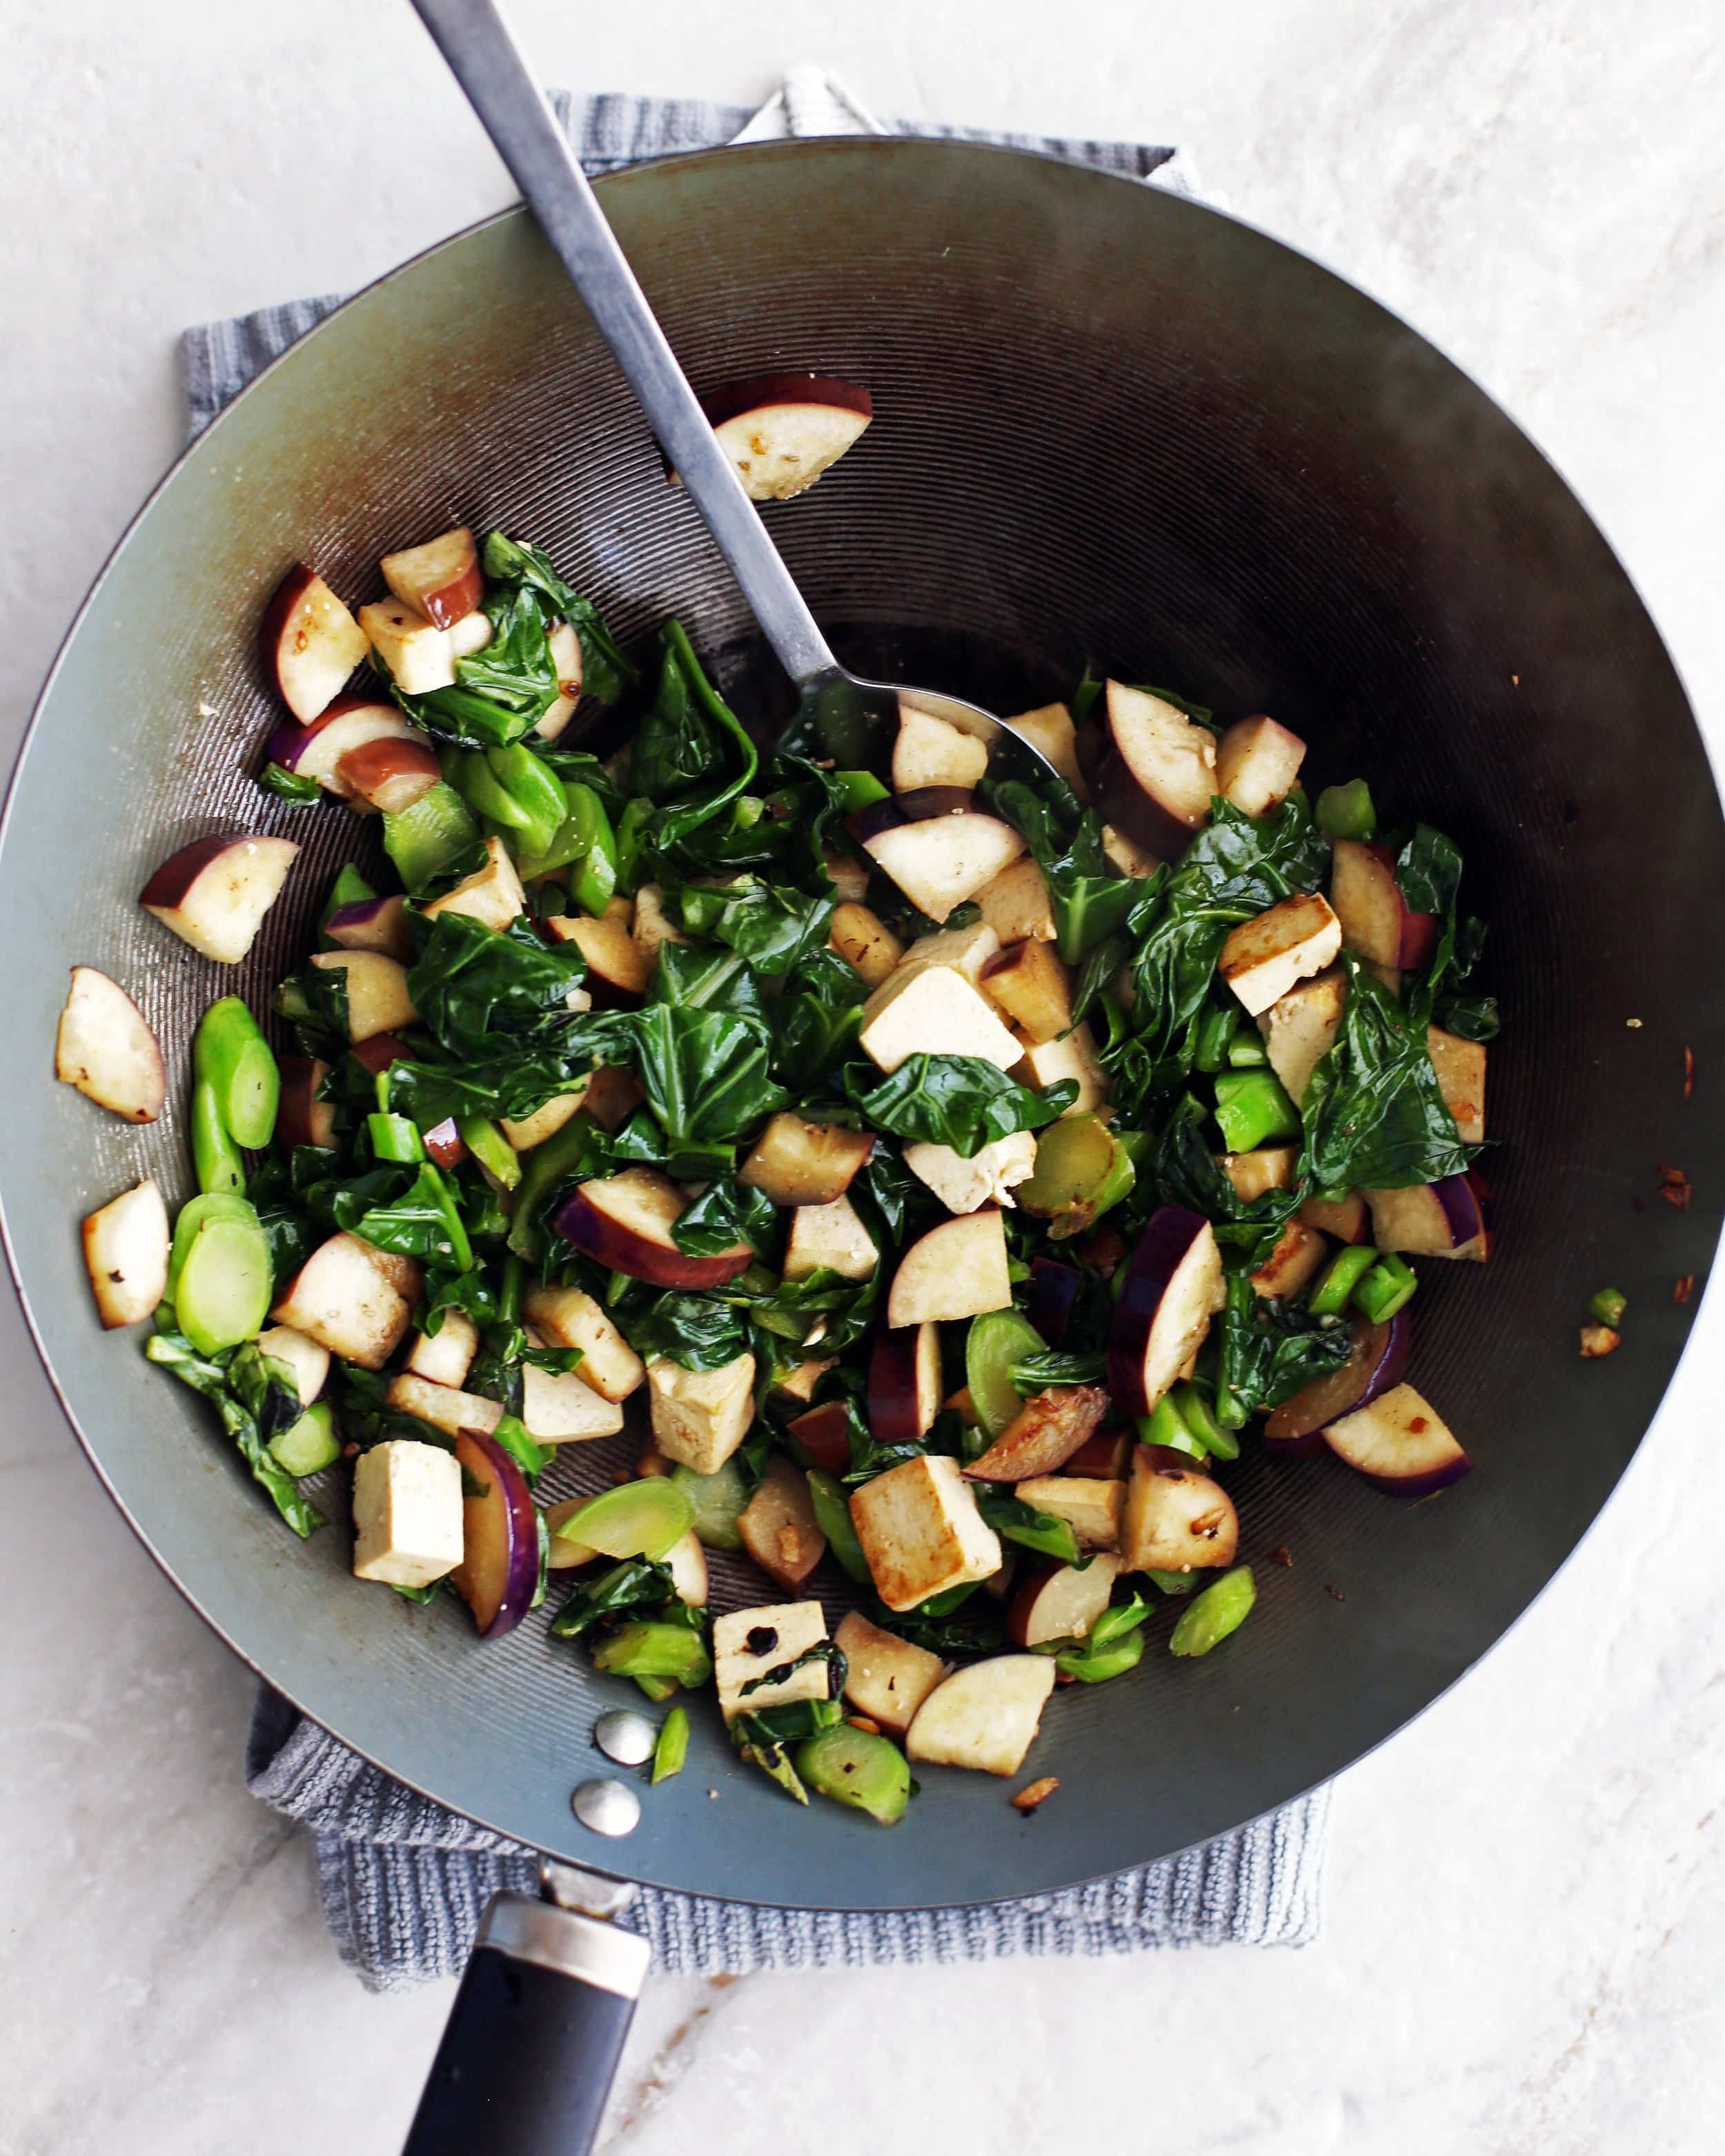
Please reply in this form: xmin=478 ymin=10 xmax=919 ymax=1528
xmin=196 ymin=82 xmax=1326 ymax=1991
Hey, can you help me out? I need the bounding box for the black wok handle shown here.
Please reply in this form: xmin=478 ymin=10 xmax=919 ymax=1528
xmin=402 ymin=1892 xmax=651 ymax=2156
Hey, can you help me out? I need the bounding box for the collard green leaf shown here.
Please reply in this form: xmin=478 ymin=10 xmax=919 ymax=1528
xmin=847 ymin=1056 xmax=1076 ymax=1159
xmin=146 ymin=1330 xmax=324 ymax=1538
xmin=1301 ymin=958 xmax=1472 ymax=1194
xmin=1214 ymin=1275 xmax=1352 ymax=1418
xmin=407 ymin=913 xmax=590 ymax=1054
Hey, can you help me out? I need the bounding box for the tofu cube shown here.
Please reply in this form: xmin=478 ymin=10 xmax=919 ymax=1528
xmin=903 ymin=1131 xmax=1037 ymax=1214
xmin=358 ymin=597 xmax=455 ymax=695
xmin=1257 ymin=967 xmax=1347 ymax=1104
xmin=1219 ymin=892 xmax=1343 ymax=1017
xmin=353 ymin=1439 xmax=464 ymax=1589
xmin=976 ymin=856 xmax=1058 ymax=944
xmin=1012 ymin=1020 xmax=1109 ymax=1115
xmin=835 ymin=1610 xmax=948 ymax=1737
xmin=849 ymin=1454 xmax=1003 ymax=1611
xmin=647 ymin=1352 xmax=757 ymax=1474
xmin=981 ymin=940 xmax=1074 ymax=1043
xmin=1014 ymin=1474 xmax=1124 ymax=1551
xmin=714 ymin=1601 xmax=829 ymax=1725
xmin=857 ymin=951 xmax=1022 ymax=1075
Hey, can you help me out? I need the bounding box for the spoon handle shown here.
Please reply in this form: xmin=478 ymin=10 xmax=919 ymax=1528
xmin=411 ymin=0 xmax=838 ymax=687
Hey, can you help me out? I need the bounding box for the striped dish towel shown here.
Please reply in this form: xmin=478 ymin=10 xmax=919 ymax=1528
xmin=193 ymin=77 xmax=1324 ymax=1991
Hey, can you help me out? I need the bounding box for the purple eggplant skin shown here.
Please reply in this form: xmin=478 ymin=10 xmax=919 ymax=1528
xmin=1027 ymin=1256 xmax=1083 ymax=1347
xmin=449 ymin=1427 xmax=539 ymax=1639
xmin=1261 ymin=1312 xmax=1412 ymax=1457
xmin=324 ymin=893 xmax=413 ymax=961
xmin=1106 ymin=1205 xmax=1213 ymax=1420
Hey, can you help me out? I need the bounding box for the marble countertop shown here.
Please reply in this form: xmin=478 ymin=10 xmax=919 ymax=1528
xmin=5 ymin=1 xmax=1724 ymax=2149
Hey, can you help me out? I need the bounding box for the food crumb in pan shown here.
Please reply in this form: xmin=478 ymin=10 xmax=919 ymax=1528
xmin=1324 ymin=1584 xmax=1347 ymax=1603
xmin=1674 ymin=1275 xmax=1695 ymax=1305
xmin=1626 ymin=1018 xmax=1643 ymax=1029
xmin=1012 ymin=1777 xmax=1059 ymax=1813
xmin=1579 ymin=1324 xmax=1621 ymax=1358
xmin=1268 ymin=1546 xmax=1294 ymax=1568
xmin=1657 ymin=1163 xmax=1690 ymax=1211
xmin=1684 ymin=1046 xmax=1696 ymax=1100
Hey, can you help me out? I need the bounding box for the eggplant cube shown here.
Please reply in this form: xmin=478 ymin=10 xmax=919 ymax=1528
xmin=1219 ymin=1147 xmax=1300 ymax=1202
xmin=631 ymin=884 xmax=687 ymax=969
xmin=739 ymin=1111 xmax=875 ymax=1206
xmin=1427 ymin=1025 xmax=1487 ymax=1145
xmin=421 ymin=835 xmax=526 ymax=934
xmin=1121 ymin=1447 xmax=1239 ymax=1573
xmin=976 ymin=856 xmax=1058 ymax=945
xmin=783 ymin=1195 xmax=879 ymax=1283
xmin=1257 ymin=969 xmax=1347 ymax=1105
xmin=981 ymin=940 xmax=1074 ymax=1044
xmin=1250 ymin=1220 xmax=1330 ymax=1300
xmin=834 ymin=1610 xmax=948 ymax=1737
xmin=1004 ymin=702 xmax=1087 ymax=796
xmin=520 ymin=1359 xmax=626 ymax=1442
xmin=714 ymin=1601 xmax=828 ymax=1725
xmin=402 ymin=1307 xmax=480 ymax=1390
xmin=849 ymin=1454 xmax=1003 ymax=1611
xmin=647 ymin=1352 xmax=757 ymax=1474
xmin=385 ymin=1371 xmax=503 ymax=1440
xmin=1013 ymin=1474 xmax=1124 ymax=1551
xmin=358 ymin=597 xmax=455 ymax=695
xmin=1214 ymin=714 xmax=1306 ymax=816
xmin=1219 ymin=892 xmax=1343 ymax=1018
xmin=522 ymin=1285 xmax=646 ymax=1401
xmin=1012 ymin=1021 xmax=1109 ymax=1116
xmin=903 ymin=1131 xmax=1037 ymax=1215
xmin=829 ymin=901 xmax=905 ymax=987
xmin=905 ymin=1655 xmax=1056 ymax=1777
xmin=892 ymin=704 xmax=989 ymax=793
xmin=863 ymin=811 xmax=1027 ymax=924
xmin=81 ymin=1178 xmax=170 ymax=1329
xmin=353 ymin=1439 xmax=464 ymax=1590
xmin=500 ymin=1093 xmax=586 ymax=1151
xmin=272 ymin=1232 xmax=415 ymax=1369
xmin=886 ymin=1209 xmax=1012 ymax=1326
xmin=1101 ymin=823 xmax=1161 ymax=879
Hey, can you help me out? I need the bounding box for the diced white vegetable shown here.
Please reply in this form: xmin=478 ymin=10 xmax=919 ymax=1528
xmin=359 ymin=597 xmax=455 ymax=695
xmin=353 ymin=1439 xmax=464 ymax=1589
xmin=270 ymin=1232 xmax=416 ymax=1369
xmin=522 ymin=1285 xmax=646 ymax=1401
xmin=647 ymin=1352 xmax=757 ymax=1475
xmin=905 ymin=1655 xmax=1055 ymax=1776
xmin=385 ymin=1371 xmax=502 ymax=1439
xmin=886 ymin=1209 xmax=1012 ymax=1326
xmin=403 ymin=1309 xmax=480 ymax=1390
xmin=849 ymin=1454 xmax=1003 ymax=1611
xmin=903 ymin=1132 xmax=1037 ymax=1214
xmin=714 ymin=1601 xmax=828 ymax=1724
xmin=1012 ymin=1020 xmax=1109 ymax=1115
xmin=1219 ymin=893 xmax=1343 ymax=1017
xmin=81 ymin=1178 xmax=170 ymax=1329
xmin=255 ymin=1323 xmax=331 ymax=1406
xmin=782 ymin=1196 xmax=879 ymax=1282
xmin=834 ymin=1610 xmax=947 ymax=1736
xmin=421 ymin=835 xmax=525 ymax=933
xmin=1256 ymin=968 xmax=1346 ymax=1105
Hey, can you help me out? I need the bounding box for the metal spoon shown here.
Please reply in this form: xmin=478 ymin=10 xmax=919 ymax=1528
xmin=410 ymin=0 xmax=1054 ymax=778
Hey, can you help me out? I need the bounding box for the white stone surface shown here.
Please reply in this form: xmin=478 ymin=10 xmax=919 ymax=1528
xmin=4 ymin=1 xmax=1725 ymax=2150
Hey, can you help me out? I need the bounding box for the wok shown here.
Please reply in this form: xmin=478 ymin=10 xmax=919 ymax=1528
xmin=3 ymin=135 xmax=1720 ymax=2146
